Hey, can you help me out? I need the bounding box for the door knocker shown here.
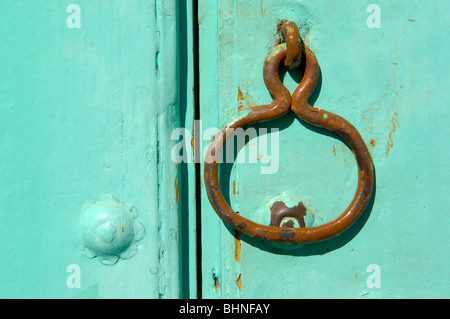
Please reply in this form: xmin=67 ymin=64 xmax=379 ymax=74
xmin=204 ymin=20 xmax=374 ymax=244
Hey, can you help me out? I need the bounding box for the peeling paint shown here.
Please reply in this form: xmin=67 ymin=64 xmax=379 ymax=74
xmin=386 ymin=112 xmax=400 ymax=158
xmin=236 ymin=87 xmax=258 ymax=112
xmin=213 ymin=273 xmax=220 ymax=293
xmin=234 ymin=229 xmax=241 ymax=263
xmin=234 ymin=211 xmax=242 ymax=263
xmin=175 ymin=176 xmax=179 ymax=204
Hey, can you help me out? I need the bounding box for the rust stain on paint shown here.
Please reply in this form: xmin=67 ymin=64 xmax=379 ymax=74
xmin=191 ymin=118 xmax=196 ymax=162
xmin=237 ymin=88 xmax=245 ymax=112
xmin=233 ymin=180 xmax=237 ymax=196
xmin=234 ymin=232 xmax=241 ymax=262
xmin=369 ymin=139 xmax=376 ymax=147
xmin=237 ymin=88 xmax=245 ymax=102
xmin=237 ymin=274 xmax=242 ymax=290
xmin=234 ymin=212 xmax=241 ymax=262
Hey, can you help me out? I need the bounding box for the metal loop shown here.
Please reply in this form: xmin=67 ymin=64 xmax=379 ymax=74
xmin=204 ymin=20 xmax=374 ymax=244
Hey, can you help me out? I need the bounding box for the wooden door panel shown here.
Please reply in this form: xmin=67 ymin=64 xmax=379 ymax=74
xmin=199 ymin=0 xmax=449 ymax=298
xmin=0 ymin=0 xmax=184 ymax=298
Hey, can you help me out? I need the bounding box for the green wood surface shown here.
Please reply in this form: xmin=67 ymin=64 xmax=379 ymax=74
xmin=0 ymin=0 xmax=186 ymax=298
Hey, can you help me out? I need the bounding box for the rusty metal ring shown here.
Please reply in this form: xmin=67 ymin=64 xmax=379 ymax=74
xmin=204 ymin=20 xmax=374 ymax=244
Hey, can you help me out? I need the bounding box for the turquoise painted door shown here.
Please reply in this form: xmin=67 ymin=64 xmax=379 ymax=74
xmin=0 ymin=1 xmax=196 ymax=298
xmin=198 ymin=0 xmax=449 ymax=299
